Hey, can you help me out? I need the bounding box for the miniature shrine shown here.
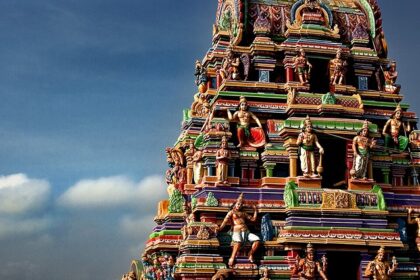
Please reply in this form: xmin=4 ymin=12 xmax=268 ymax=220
xmin=123 ymin=1 xmax=420 ymax=279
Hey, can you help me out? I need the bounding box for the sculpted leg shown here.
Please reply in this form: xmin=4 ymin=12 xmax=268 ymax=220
xmin=248 ymin=241 xmax=260 ymax=263
xmin=229 ymin=243 xmax=241 ymax=267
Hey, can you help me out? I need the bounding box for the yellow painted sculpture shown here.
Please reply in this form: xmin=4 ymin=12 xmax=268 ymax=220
xmin=364 ymin=247 xmax=397 ymax=280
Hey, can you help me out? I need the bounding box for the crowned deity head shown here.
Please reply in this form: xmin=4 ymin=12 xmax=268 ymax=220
xmin=361 ymin=120 xmax=369 ymax=137
xmin=306 ymin=243 xmax=315 ymax=261
xmin=239 ymin=96 xmax=248 ymax=111
xmin=303 ymin=115 xmax=313 ymax=133
xmin=234 ymin=193 xmax=244 ymax=210
xmin=393 ymin=104 xmax=403 ymax=120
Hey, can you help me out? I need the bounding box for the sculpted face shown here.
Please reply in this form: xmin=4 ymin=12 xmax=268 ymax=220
xmin=240 ymin=102 xmax=248 ymax=111
xmin=306 ymin=123 xmax=313 ymax=133
xmin=377 ymin=252 xmax=384 ymax=262
xmin=307 ymin=250 xmax=314 ymax=261
xmin=234 ymin=201 xmax=243 ymax=211
xmin=362 ymin=128 xmax=369 ymax=137
xmin=395 ymin=110 xmax=402 ymax=120
xmin=221 ymin=138 xmax=228 ymax=148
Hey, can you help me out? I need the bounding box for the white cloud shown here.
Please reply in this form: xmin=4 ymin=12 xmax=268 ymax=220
xmin=57 ymin=175 xmax=166 ymax=210
xmin=0 ymin=173 xmax=51 ymax=215
xmin=0 ymin=217 xmax=52 ymax=239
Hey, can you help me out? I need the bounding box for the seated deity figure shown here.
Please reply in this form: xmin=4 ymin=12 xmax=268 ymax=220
xmin=215 ymin=136 xmax=231 ymax=185
xmin=292 ymin=243 xmax=328 ymax=280
xmin=384 ymin=61 xmax=401 ymax=94
xmin=227 ymin=96 xmax=266 ymax=148
xmin=350 ymin=120 xmax=376 ymax=180
xmin=330 ymin=49 xmax=347 ymax=85
xmin=382 ymin=104 xmax=411 ymax=151
xmin=364 ymin=247 xmax=398 ymax=280
xmin=294 ymin=48 xmax=312 ymax=85
xmin=296 ymin=116 xmax=324 ymax=177
xmin=408 ymin=207 xmax=420 ymax=251
xmin=217 ymin=193 xmax=260 ymax=267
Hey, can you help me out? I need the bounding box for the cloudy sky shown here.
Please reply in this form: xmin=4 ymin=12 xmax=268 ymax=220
xmin=0 ymin=1 xmax=419 ymax=280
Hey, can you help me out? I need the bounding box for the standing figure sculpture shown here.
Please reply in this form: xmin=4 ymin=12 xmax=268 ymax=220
xmin=217 ymin=193 xmax=260 ymax=267
xmin=330 ymin=49 xmax=347 ymax=85
xmin=384 ymin=61 xmax=400 ymax=94
xmin=296 ymin=116 xmax=324 ymax=177
xmin=364 ymin=247 xmax=398 ymax=280
xmin=184 ymin=142 xmax=196 ymax=185
xmin=195 ymin=60 xmax=208 ymax=93
xmin=351 ymin=120 xmax=376 ymax=180
xmin=294 ymin=48 xmax=312 ymax=85
xmin=220 ymin=49 xmax=241 ymax=80
xmin=215 ymin=136 xmax=231 ymax=185
xmin=408 ymin=207 xmax=420 ymax=251
xmin=382 ymin=104 xmax=410 ymax=151
xmin=227 ymin=96 xmax=266 ymax=148
xmin=292 ymin=243 xmax=328 ymax=280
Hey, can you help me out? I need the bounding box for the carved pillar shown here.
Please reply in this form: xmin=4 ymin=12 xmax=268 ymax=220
xmin=368 ymin=161 xmax=373 ymax=180
xmin=263 ymin=162 xmax=276 ymax=178
xmin=381 ymin=168 xmax=390 ymax=184
xmin=285 ymin=138 xmax=299 ymax=177
xmin=283 ymin=53 xmax=296 ymax=83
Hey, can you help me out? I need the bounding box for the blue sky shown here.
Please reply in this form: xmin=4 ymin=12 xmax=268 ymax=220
xmin=0 ymin=1 xmax=418 ymax=280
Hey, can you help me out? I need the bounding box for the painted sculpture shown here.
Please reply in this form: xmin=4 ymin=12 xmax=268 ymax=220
xmin=351 ymin=120 xmax=376 ymax=180
xmin=129 ymin=1 xmax=420 ymax=279
xmin=408 ymin=207 xmax=420 ymax=251
xmin=382 ymin=104 xmax=410 ymax=151
xmin=220 ymin=49 xmax=241 ymax=80
xmin=364 ymin=247 xmax=398 ymax=280
xmin=259 ymin=267 xmax=270 ymax=280
xmin=294 ymin=48 xmax=312 ymax=85
xmin=292 ymin=243 xmax=328 ymax=280
xmin=296 ymin=116 xmax=324 ymax=177
xmin=227 ymin=96 xmax=266 ymax=148
xmin=329 ymin=49 xmax=347 ymax=85
xmin=217 ymin=193 xmax=260 ymax=267
xmin=215 ymin=136 xmax=231 ymax=185
xmin=384 ymin=61 xmax=400 ymax=94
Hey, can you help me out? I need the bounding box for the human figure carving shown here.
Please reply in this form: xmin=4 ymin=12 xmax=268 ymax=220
xmin=294 ymin=48 xmax=312 ymax=85
xmin=330 ymin=49 xmax=347 ymax=85
xmin=384 ymin=61 xmax=400 ymax=94
xmin=408 ymin=207 xmax=420 ymax=251
xmin=227 ymin=96 xmax=266 ymax=148
xmin=364 ymin=247 xmax=397 ymax=280
xmin=292 ymin=243 xmax=328 ymax=280
xmin=351 ymin=120 xmax=376 ymax=180
xmin=296 ymin=116 xmax=324 ymax=177
xmin=217 ymin=193 xmax=260 ymax=267
xmin=382 ymin=104 xmax=411 ymax=151
xmin=215 ymin=136 xmax=231 ymax=185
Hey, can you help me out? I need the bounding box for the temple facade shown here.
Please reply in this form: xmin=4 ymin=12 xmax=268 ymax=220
xmin=124 ymin=1 xmax=420 ymax=280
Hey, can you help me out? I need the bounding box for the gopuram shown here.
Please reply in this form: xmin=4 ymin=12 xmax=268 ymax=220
xmin=125 ymin=1 xmax=420 ymax=279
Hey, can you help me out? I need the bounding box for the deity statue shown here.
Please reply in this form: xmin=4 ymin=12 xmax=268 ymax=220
xmin=217 ymin=193 xmax=260 ymax=267
xmin=192 ymin=149 xmax=204 ymax=184
xmin=294 ymin=48 xmax=312 ymax=85
xmin=296 ymin=116 xmax=324 ymax=177
xmin=220 ymin=49 xmax=241 ymax=80
xmin=194 ymin=60 xmax=208 ymax=93
xmin=292 ymin=243 xmax=328 ymax=280
xmin=165 ymin=148 xmax=186 ymax=195
xmin=350 ymin=120 xmax=376 ymax=180
xmin=329 ymin=49 xmax=347 ymax=85
xmin=215 ymin=136 xmax=231 ymax=185
xmin=259 ymin=267 xmax=270 ymax=280
xmin=162 ymin=255 xmax=175 ymax=280
xmin=384 ymin=61 xmax=400 ymax=94
xmin=364 ymin=247 xmax=398 ymax=280
xmin=184 ymin=142 xmax=196 ymax=185
xmin=408 ymin=207 xmax=420 ymax=251
xmin=227 ymin=96 xmax=266 ymax=148
xmin=382 ymin=104 xmax=411 ymax=151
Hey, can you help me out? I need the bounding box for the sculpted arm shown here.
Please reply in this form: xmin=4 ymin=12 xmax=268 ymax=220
xmin=317 ymin=262 xmax=328 ymax=280
xmin=246 ymin=204 xmax=258 ymax=222
xmin=408 ymin=207 xmax=417 ymax=225
xmin=352 ymin=136 xmax=359 ymax=156
xmin=314 ymin=135 xmax=324 ymax=154
xmin=219 ymin=210 xmax=233 ymax=231
xmin=383 ymin=119 xmax=391 ymax=135
xmin=250 ymin=112 xmax=262 ymax=128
